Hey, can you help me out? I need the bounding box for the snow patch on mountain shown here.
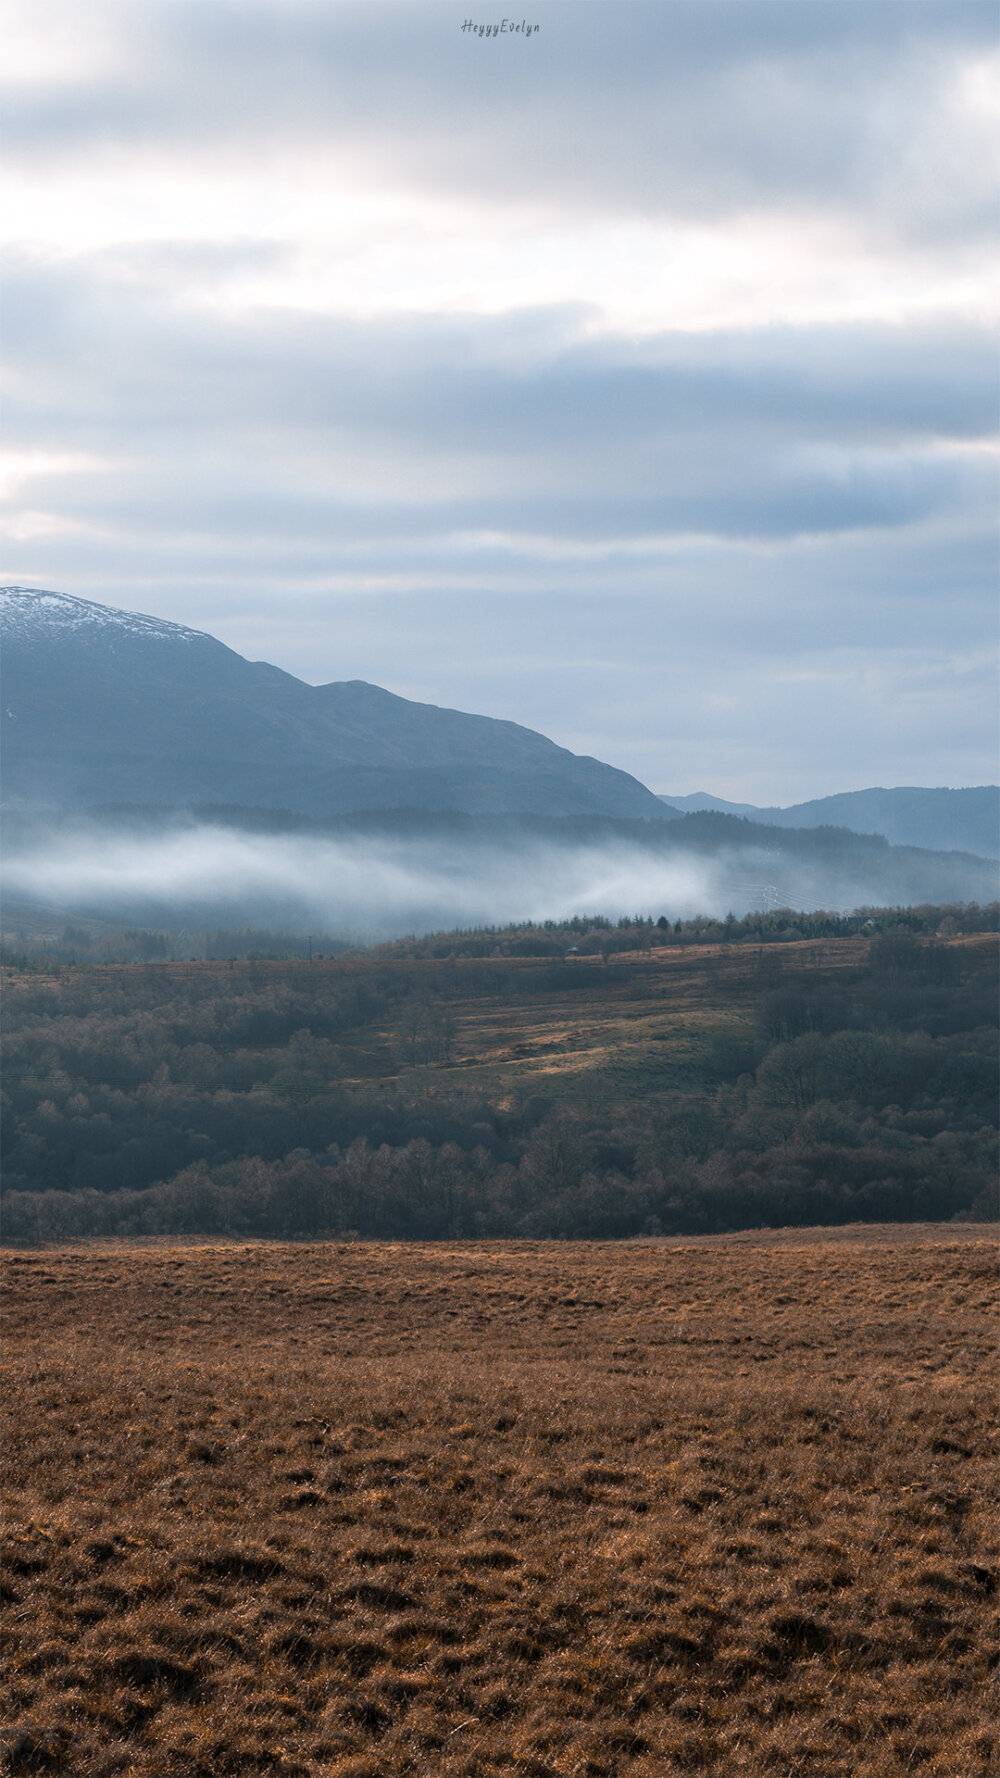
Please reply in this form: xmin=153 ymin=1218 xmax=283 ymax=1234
xmin=0 ymin=587 xmax=208 ymax=647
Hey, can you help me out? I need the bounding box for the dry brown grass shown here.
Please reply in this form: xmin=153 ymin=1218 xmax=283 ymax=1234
xmin=2 ymin=1227 xmax=997 ymax=1775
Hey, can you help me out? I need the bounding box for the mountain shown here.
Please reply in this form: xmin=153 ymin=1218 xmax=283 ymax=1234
xmin=0 ymin=588 xmax=676 ymax=820
xmin=661 ymin=793 xmax=764 ymax=818
xmin=659 ymin=787 xmax=999 ymax=858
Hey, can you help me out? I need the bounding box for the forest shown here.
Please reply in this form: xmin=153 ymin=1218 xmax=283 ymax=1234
xmin=1 ymin=906 xmax=996 ymax=1242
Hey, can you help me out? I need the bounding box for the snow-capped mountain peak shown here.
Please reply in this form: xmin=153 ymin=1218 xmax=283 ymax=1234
xmin=0 ymin=587 xmax=208 ymax=648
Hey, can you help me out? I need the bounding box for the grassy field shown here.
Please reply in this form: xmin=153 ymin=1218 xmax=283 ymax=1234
xmin=2 ymin=1227 xmax=997 ymax=1775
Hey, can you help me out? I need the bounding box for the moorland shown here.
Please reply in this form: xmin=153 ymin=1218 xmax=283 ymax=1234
xmin=1 ymin=1228 xmax=996 ymax=1776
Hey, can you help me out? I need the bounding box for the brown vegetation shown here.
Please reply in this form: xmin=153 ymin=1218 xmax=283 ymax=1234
xmin=2 ymin=1228 xmax=997 ymax=1774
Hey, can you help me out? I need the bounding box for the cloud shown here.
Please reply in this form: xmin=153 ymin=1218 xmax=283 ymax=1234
xmin=4 ymin=253 xmax=993 ymax=526
xmin=1 ymin=0 xmax=995 ymax=802
xmin=5 ymin=3 xmax=995 ymax=244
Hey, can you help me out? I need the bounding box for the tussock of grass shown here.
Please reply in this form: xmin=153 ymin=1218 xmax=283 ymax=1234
xmin=1 ymin=1228 xmax=997 ymax=1774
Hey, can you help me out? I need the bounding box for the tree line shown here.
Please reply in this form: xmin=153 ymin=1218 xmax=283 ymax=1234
xmin=1 ymin=918 xmax=996 ymax=1241
xmin=2 ymin=899 xmax=993 ymax=968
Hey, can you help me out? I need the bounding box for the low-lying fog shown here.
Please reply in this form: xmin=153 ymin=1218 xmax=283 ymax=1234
xmin=5 ymin=820 xmax=733 ymax=937
xmin=2 ymin=814 xmax=990 ymax=943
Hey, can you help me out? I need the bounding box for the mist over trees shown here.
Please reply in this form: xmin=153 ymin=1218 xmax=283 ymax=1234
xmin=4 ymin=805 xmax=996 ymax=951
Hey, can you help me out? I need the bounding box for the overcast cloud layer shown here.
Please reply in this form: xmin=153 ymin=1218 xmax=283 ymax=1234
xmin=1 ymin=0 xmax=996 ymax=800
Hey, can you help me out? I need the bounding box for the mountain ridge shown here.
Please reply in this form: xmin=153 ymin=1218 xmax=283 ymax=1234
xmin=658 ymin=787 xmax=999 ymax=858
xmin=0 ymin=587 xmax=674 ymax=821
xmin=3 ymin=589 xmax=993 ymax=856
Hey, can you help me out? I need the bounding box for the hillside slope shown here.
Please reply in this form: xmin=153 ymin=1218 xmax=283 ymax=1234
xmin=0 ymin=588 xmax=674 ymax=821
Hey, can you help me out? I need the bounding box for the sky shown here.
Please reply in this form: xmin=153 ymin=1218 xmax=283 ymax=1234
xmin=1 ymin=0 xmax=997 ymax=803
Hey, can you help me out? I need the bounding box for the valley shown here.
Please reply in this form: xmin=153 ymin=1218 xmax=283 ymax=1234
xmin=3 ymin=920 xmax=996 ymax=1241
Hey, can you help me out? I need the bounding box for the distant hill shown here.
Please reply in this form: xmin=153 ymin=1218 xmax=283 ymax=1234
xmin=659 ymin=787 xmax=999 ymax=858
xmin=0 ymin=588 xmax=675 ymax=821
xmin=661 ymin=793 xmax=764 ymax=818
